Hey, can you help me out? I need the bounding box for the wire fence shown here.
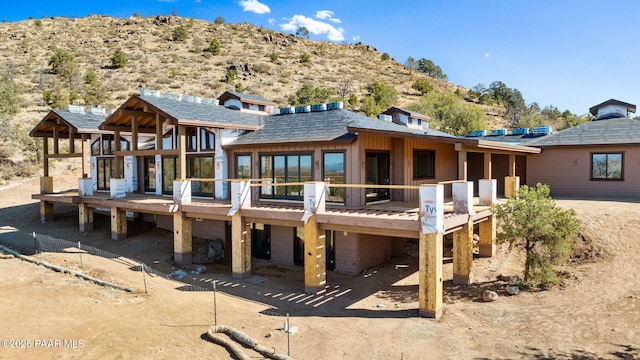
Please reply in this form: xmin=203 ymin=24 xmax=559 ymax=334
xmin=32 ymin=232 xmax=213 ymax=293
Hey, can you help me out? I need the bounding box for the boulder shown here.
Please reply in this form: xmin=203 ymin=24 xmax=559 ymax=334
xmin=482 ymin=290 xmax=499 ymax=302
xmin=505 ymin=285 xmax=520 ymax=295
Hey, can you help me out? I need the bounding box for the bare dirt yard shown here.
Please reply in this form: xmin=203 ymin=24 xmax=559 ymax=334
xmin=1 ymin=166 xmax=639 ymax=359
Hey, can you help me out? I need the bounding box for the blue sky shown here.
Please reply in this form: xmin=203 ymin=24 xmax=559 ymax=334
xmin=2 ymin=0 xmax=638 ymax=115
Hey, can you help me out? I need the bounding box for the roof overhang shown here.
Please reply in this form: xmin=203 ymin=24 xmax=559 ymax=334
xmin=29 ymin=110 xmax=108 ymax=138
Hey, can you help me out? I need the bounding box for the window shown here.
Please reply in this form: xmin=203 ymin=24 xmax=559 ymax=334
xmin=591 ymin=153 xmax=623 ymax=180
xmin=188 ymin=156 xmax=214 ymax=196
xmin=413 ymin=150 xmax=435 ymax=179
xmin=91 ymin=135 xmax=129 ymax=156
xmin=96 ymin=158 xmax=114 ymax=190
xmin=323 ymin=152 xmax=345 ymax=203
xmin=186 ymin=127 xmax=197 ymax=152
xmin=162 ymin=128 xmax=177 ymax=150
xmin=91 ymin=138 xmax=101 ymax=156
xmin=162 ymin=157 xmax=179 ymax=195
xmin=200 ymin=128 xmax=215 ymax=151
xmin=236 ymin=155 xmax=251 ymax=179
xmin=260 ymin=154 xmax=312 ymax=200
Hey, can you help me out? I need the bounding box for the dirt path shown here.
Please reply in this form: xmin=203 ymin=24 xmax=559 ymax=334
xmin=0 ymin=173 xmax=639 ymax=359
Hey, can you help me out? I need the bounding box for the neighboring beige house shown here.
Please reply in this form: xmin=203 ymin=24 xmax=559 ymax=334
xmin=526 ymin=99 xmax=640 ymax=198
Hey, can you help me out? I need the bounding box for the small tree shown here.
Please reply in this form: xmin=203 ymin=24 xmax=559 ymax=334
xmin=296 ymin=26 xmax=309 ymax=39
xmin=48 ymin=48 xmax=78 ymax=83
xmin=300 ymin=52 xmax=310 ymax=63
xmin=225 ymin=69 xmax=236 ymax=83
xmin=412 ymin=78 xmax=433 ymax=95
xmin=172 ymin=26 xmax=187 ymax=41
xmin=214 ymin=16 xmax=225 ymax=24
xmin=492 ymin=183 xmax=581 ymax=288
xmin=111 ymin=49 xmax=128 ymax=68
xmin=381 ymin=52 xmax=390 ymax=61
xmin=269 ymin=51 xmax=279 ymax=63
xmin=207 ymin=38 xmax=221 ymax=55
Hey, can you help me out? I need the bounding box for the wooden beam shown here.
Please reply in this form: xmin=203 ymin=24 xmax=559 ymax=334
xmin=119 ymin=109 xmax=155 ymax=117
xmin=44 ymin=153 xmax=83 ymax=159
xmin=100 ymin=125 xmax=157 ymax=134
xmin=319 ymin=222 xmax=419 ymax=239
xmin=68 ymin=127 xmax=75 ymax=153
xmin=419 ymin=232 xmax=443 ymax=319
xmin=304 ymin=215 xmax=327 ymax=294
xmin=81 ymin=134 xmax=90 ymax=178
xmin=53 ymin=126 xmax=59 ymax=154
xmin=40 ymin=201 xmax=54 ymax=223
xmin=452 ymin=217 xmax=473 ymax=285
xmin=115 ymin=148 xmax=180 ymax=157
xmin=79 ymin=203 xmax=94 ymax=232
xmin=509 ymin=154 xmax=516 ymax=177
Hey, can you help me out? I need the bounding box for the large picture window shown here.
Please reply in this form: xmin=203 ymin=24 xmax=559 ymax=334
xmin=591 ymin=153 xmax=623 ymax=180
xmin=323 ymin=152 xmax=345 ymax=203
xmin=260 ymin=154 xmax=312 ymax=200
xmin=96 ymin=158 xmax=114 ymax=190
xmin=188 ymin=156 xmax=214 ymax=196
xmin=413 ymin=150 xmax=435 ymax=179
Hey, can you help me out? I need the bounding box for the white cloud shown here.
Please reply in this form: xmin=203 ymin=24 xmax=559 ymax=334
xmin=315 ymin=10 xmax=341 ymax=23
xmin=484 ymin=52 xmax=490 ymax=58
xmin=195 ymin=0 xmax=202 ymax=3
xmin=239 ymin=0 xmax=270 ymax=14
xmin=352 ymin=35 xmax=360 ymax=42
xmin=268 ymin=18 xmax=275 ymax=25
xmin=280 ymin=15 xmax=345 ymax=41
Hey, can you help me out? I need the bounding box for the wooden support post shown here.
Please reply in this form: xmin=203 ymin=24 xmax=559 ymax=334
xmin=40 ymin=176 xmax=53 ymax=194
xmin=478 ymin=215 xmax=496 ymax=257
xmin=418 ymin=184 xmax=444 ymax=319
xmin=173 ymin=212 xmax=192 ymax=266
xmin=114 ymin=131 xmax=123 ymax=179
xmin=304 ymin=215 xmax=326 ymax=294
xmin=452 ymin=217 xmax=474 ymax=285
xmin=39 ymin=201 xmax=54 ymax=223
xmin=43 ymin=136 xmax=49 ymax=177
xmin=508 ymin=154 xmax=516 ymax=177
xmin=419 ymin=232 xmax=443 ymax=318
xmin=155 ymin=114 xmax=163 ymax=150
xmin=483 ymin=152 xmax=492 ymax=180
xmin=504 ymin=176 xmax=520 ymax=198
xmin=79 ymin=203 xmax=94 ymax=232
xmin=178 ymin=126 xmax=187 ymax=179
xmin=53 ymin=125 xmax=59 ymax=155
xmin=68 ymin=128 xmax=75 ymax=154
xmin=456 ymin=143 xmax=467 ymax=180
xmin=110 ymin=206 xmax=127 ymax=240
xmin=131 ymin=115 xmax=138 ymax=151
xmin=231 ymin=212 xmax=251 ymax=279
xmin=81 ymin=134 xmax=90 ymax=178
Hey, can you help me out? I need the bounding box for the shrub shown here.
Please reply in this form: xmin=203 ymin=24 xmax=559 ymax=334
xmin=235 ymin=82 xmax=244 ymax=92
xmin=207 ymin=38 xmax=221 ymax=55
xmin=48 ymin=48 xmax=78 ymax=82
xmin=226 ymin=69 xmax=236 ymax=83
xmin=492 ymin=183 xmax=581 ymax=288
xmin=269 ymin=52 xmax=279 ymax=63
xmin=172 ymin=26 xmax=187 ymax=41
xmin=111 ymin=49 xmax=128 ymax=69
xmin=34 ymin=19 xmax=42 ymax=27
xmin=300 ymin=53 xmax=310 ymax=63
xmin=214 ymin=16 xmax=225 ymax=24
xmin=412 ymin=78 xmax=433 ymax=95
xmin=381 ymin=52 xmax=390 ymax=61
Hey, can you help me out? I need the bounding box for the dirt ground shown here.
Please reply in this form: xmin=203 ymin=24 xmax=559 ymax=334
xmin=1 ymin=165 xmax=639 ymax=359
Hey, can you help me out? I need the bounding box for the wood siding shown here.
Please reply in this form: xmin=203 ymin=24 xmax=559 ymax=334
xmin=358 ymin=233 xmax=393 ymax=270
xmin=334 ymin=231 xmax=359 ymax=275
xmin=527 ymin=146 xmax=640 ymax=198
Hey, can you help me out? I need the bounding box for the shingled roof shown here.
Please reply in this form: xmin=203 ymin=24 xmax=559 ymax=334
xmin=225 ymin=108 xmax=456 ymax=147
xmin=139 ymin=94 xmax=263 ymax=128
xmin=527 ymin=118 xmax=640 ymax=147
xmin=217 ymin=91 xmax=276 ymax=106
xmin=30 ymin=109 xmax=106 ymax=138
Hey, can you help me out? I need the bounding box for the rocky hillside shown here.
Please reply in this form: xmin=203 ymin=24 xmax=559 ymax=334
xmin=0 ymin=14 xmax=508 ymax=185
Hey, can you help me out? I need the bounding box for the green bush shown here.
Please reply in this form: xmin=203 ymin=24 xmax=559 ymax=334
xmin=412 ymin=78 xmax=433 ymax=95
xmin=381 ymin=52 xmax=390 ymax=61
xmin=111 ymin=49 xmax=128 ymax=68
xmin=207 ymin=38 xmax=221 ymax=55
xmin=34 ymin=19 xmax=42 ymax=27
xmin=235 ymin=82 xmax=244 ymax=92
xmin=172 ymin=26 xmax=187 ymax=41
xmin=300 ymin=53 xmax=310 ymax=63
xmin=269 ymin=52 xmax=279 ymax=63
xmin=226 ymin=69 xmax=236 ymax=83
xmin=214 ymin=16 xmax=225 ymax=24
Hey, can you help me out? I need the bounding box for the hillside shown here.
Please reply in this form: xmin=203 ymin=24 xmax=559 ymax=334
xmin=0 ymin=14 xmax=506 ymax=183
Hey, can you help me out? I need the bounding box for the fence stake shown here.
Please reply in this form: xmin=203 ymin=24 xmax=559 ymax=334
xmin=78 ymin=241 xmax=83 ymax=270
xmin=142 ymin=263 xmax=148 ymax=294
xmin=287 ymin=313 xmax=290 ymax=356
xmin=213 ymin=281 xmax=217 ymax=326
xmin=33 ymin=232 xmax=37 ymax=255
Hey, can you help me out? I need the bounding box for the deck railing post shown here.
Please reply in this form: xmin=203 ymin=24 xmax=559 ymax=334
xmin=303 ymin=182 xmax=327 ymax=295
xmin=418 ymin=184 xmax=444 ymax=319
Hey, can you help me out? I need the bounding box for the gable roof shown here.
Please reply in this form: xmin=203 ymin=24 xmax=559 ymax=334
xmin=589 ymin=99 xmax=636 ymax=116
xmin=217 ymin=91 xmax=277 ymax=106
xmin=30 ymin=109 xmax=107 ymax=138
xmin=100 ymin=94 xmax=264 ymax=132
xmin=382 ymin=107 xmax=430 ymax=121
xmin=225 ymin=108 xmax=456 ymax=147
xmin=527 ymin=117 xmax=640 ymax=147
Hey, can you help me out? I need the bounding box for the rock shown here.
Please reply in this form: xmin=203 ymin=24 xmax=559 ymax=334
xmin=498 ymin=274 xmax=522 ymax=285
xmin=265 ymin=332 xmax=273 ymax=338
xmin=483 ymin=290 xmax=499 ymax=302
xmin=505 ymin=285 xmax=520 ymax=295
xmin=207 ymin=239 xmax=225 ymax=261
